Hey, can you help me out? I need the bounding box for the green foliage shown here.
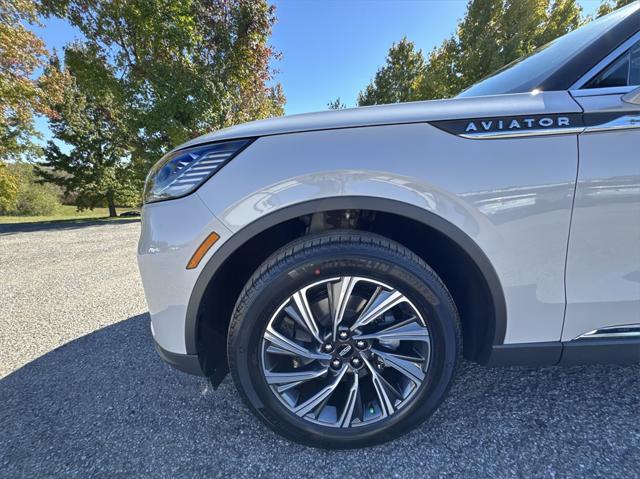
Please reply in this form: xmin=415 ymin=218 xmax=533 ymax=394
xmin=38 ymin=47 xmax=139 ymax=217
xmin=358 ymin=38 xmax=427 ymax=106
xmin=0 ymin=162 xmax=19 ymax=212
xmin=40 ymin=0 xmax=286 ymax=179
xmin=3 ymin=162 xmax=62 ymax=216
xmin=327 ymin=97 xmax=347 ymax=110
xmin=0 ymin=0 xmax=49 ymax=161
xmin=596 ymin=0 xmax=636 ymax=17
xmin=359 ymin=0 xmax=585 ymax=105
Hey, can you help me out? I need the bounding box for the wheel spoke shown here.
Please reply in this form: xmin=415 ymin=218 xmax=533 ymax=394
xmin=337 ymin=372 xmax=359 ymax=428
xmin=361 ymin=355 xmax=395 ymax=417
xmin=264 ymin=326 xmax=331 ymax=361
xmin=289 ymin=289 xmax=323 ymax=343
xmin=351 ymin=288 xmax=407 ymax=331
xmin=294 ymin=365 xmax=348 ymax=416
xmin=327 ymin=276 xmax=360 ymax=341
xmin=265 ymin=368 xmax=328 ymax=386
xmin=354 ymin=318 xmax=430 ymax=343
xmin=370 ymin=348 xmax=425 ymax=384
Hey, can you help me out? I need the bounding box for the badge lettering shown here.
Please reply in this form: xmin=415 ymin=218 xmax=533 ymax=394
xmin=465 ymin=122 xmax=478 ymax=132
xmin=462 ymin=115 xmax=572 ymax=134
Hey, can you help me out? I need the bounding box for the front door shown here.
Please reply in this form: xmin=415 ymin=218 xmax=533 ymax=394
xmin=564 ymin=35 xmax=640 ymax=341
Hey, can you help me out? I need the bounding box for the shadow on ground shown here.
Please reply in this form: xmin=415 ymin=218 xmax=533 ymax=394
xmin=1 ymin=314 xmax=638 ymax=478
xmin=0 ymin=218 xmax=139 ymax=235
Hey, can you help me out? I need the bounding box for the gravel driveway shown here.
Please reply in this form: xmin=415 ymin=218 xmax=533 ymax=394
xmin=1 ymin=221 xmax=638 ymax=478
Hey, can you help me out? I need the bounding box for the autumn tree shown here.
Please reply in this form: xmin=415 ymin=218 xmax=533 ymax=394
xmin=41 ymin=0 xmax=286 ymax=179
xmin=6 ymin=161 xmax=62 ymax=215
xmin=0 ymin=0 xmax=50 ymax=161
xmin=38 ymin=48 xmax=138 ymax=217
xmin=0 ymin=162 xmax=19 ymax=212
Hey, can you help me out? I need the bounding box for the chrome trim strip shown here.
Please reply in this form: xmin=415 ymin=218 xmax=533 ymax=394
xmin=460 ymin=127 xmax=584 ymax=139
xmin=575 ymin=324 xmax=640 ymax=340
xmin=584 ymin=114 xmax=640 ymax=133
xmin=570 ymin=31 xmax=640 ymax=90
xmin=570 ymin=85 xmax=636 ymax=98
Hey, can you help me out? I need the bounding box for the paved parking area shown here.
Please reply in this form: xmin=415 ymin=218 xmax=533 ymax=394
xmin=1 ymin=221 xmax=638 ymax=478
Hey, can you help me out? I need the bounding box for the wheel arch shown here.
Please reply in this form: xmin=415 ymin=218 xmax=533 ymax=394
xmin=186 ymin=196 xmax=507 ymax=378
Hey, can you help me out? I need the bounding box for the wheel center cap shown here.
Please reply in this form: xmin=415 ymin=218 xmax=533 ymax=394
xmin=337 ymin=344 xmax=353 ymax=358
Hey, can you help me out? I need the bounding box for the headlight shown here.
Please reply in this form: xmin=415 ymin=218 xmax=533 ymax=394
xmin=143 ymin=139 xmax=253 ymax=204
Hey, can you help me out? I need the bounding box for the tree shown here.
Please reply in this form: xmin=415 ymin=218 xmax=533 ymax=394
xmin=38 ymin=48 xmax=138 ymax=217
xmin=0 ymin=162 xmax=19 ymax=213
xmin=420 ymin=38 xmax=461 ymax=101
xmin=0 ymin=0 xmax=50 ymax=161
xmin=359 ymin=0 xmax=585 ymax=105
xmin=537 ymin=0 xmax=583 ymax=45
xmin=327 ymin=97 xmax=347 ymax=110
xmin=596 ymin=0 xmax=637 ymax=17
xmin=41 ymin=0 xmax=286 ymax=180
xmin=358 ymin=38 xmax=427 ymax=106
xmin=451 ymin=0 xmax=583 ymax=93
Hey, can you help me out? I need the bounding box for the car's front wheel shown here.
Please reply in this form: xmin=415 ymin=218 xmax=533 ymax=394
xmin=227 ymin=231 xmax=461 ymax=448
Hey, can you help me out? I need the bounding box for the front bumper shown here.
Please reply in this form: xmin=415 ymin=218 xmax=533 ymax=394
xmin=154 ymin=339 xmax=204 ymax=375
xmin=138 ymin=192 xmax=232 ymax=360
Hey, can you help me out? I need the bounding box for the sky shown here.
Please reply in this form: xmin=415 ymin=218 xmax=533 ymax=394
xmin=32 ymin=0 xmax=604 ymax=141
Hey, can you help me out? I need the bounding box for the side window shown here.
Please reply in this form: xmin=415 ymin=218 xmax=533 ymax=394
xmin=583 ymin=41 xmax=640 ymax=89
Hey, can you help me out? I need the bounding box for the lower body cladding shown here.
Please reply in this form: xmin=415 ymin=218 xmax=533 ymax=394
xmin=488 ymin=337 xmax=640 ymax=367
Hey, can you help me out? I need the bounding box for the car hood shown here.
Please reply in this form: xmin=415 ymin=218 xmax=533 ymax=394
xmin=179 ymin=91 xmax=581 ymax=148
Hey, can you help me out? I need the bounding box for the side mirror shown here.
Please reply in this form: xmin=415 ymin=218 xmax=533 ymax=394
xmin=621 ymin=86 xmax=640 ymax=105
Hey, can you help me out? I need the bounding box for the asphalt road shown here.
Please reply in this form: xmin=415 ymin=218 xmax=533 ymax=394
xmin=0 ymin=221 xmax=638 ymax=478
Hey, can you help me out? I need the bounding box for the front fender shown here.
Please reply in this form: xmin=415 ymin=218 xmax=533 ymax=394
xmin=196 ymin=122 xmax=577 ymax=346
xmin=185 ymin=195 xmax=508 ymax=358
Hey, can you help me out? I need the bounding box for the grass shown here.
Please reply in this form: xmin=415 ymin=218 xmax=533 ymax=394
xmin=0 ymin=205 xmax=139 ymax=225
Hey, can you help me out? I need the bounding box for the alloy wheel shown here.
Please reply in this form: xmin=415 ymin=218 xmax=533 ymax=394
xmin=260 ymin=276 xmax=431 ymax=428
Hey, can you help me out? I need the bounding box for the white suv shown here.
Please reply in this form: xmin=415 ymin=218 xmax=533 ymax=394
xmin=138 ymin=4 xmax=640 ymax=448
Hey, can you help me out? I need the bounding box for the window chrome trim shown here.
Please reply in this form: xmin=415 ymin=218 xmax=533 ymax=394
xmin=569 ymin=30 xmax=640 ymax=90
xmin=570 ymin=85 xmax=636 ymax=98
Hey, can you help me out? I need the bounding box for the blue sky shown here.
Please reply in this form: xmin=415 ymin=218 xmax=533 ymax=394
xmin=32 ymin=0 xmax=603 ymax=140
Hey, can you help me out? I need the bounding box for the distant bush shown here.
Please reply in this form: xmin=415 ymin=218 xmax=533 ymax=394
xmin=0 ymin=162 xmax=19 ymax=213
xmin=14 ymin=184 xmax=61 ymax=215
xmin=2 ymin=163 xmax=63 ymax=216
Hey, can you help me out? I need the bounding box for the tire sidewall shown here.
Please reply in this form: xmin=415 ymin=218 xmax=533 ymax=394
xmin=228 ymin=236 xmax=460 ymax=448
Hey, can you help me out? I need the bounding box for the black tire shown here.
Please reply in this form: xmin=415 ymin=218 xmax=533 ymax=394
xmin=227 ymin=230 xmax=461 ymax=448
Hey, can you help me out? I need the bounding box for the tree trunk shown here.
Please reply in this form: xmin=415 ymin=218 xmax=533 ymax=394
xmin=107 ymin=197 xmax=117 ymax=217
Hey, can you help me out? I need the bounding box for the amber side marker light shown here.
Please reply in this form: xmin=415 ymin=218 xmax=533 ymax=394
xmin=186 ymin=232 xmax=220 ymax=269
